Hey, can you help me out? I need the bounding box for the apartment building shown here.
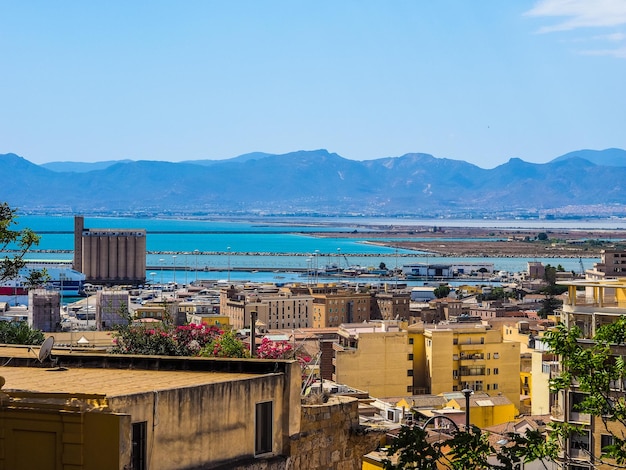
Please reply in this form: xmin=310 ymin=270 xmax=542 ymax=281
xmin=552 ymin=278 xmax=626 ymax=469
xmin=408 ymin=323 xmax=521 ymax=410
xmin=310 ymin=286 xmax=372 ymax=328
xmin=372 ymin=291 xmax=411 ymax=320
xmin=332 ymin=321 xmax=413 ymax=398
xmin=220 ymin=286 xmax=313 ymax=329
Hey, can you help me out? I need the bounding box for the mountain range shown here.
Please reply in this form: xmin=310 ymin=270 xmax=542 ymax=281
xmin=2 ymin=148 xmax=626 ymax=218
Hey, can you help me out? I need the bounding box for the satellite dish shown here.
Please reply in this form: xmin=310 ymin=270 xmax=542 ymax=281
xmin=38 ymin=336 xmax=54 ymax=363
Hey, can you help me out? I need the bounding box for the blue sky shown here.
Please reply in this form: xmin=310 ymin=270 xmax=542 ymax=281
xmin=1 ymin=1 xmax=625 ymax=168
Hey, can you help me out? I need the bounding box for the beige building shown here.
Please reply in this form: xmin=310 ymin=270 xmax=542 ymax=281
xmin=220 ymin=286 xmax=313 ymax=330
xmin=408 ymin=323 xmax=521 ymax=410
xmin=332 ymin=321 xmax=413 ymax=398
xmin=310 ymin=286 xmax=371 ymax=328
xmin=73 ymin=215 xmax=146 ymax=286
xmin=373 ymin=291 xmax=411 ymax=320
xmin=0 ymin=347 xmax=382 ymax=470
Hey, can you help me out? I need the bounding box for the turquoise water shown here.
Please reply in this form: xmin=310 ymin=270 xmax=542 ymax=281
xmin=12 ymin=215 xmax=607 ymax=284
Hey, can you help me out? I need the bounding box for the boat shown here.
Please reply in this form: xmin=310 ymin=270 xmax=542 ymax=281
xmin=0 ymin=261 xmax=86 ymax=297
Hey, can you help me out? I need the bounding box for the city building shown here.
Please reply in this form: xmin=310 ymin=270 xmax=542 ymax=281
xmin=332 ymin=321 xmax=413 ymax=398
xmin=73 ymin=215 xmax=146 ymax=286
xmin=309 ymin=286 xmax=371 ymax=328
xmin=551 ymin=278 xmax=626 ymax=469
xmin=28 ymin=289 xmax=60 ymax=332
xmin=408 ymin=322 xmax=521 ymax=411
xmin=0 ymin=347 xmax=382 ymax=470
xmin=220 ymin=286 xmax=313 ymax=330
xmin=373 ymin=290 xmax=411 ymax=320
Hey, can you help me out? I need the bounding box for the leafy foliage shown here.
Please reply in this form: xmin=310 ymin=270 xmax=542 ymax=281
xmin=434 ymin=285 xmax=451 ymax=299
xmin=543 ymin=318 xmax=626 ymax=465
xmin=0 ymin=202 xmax=40 ymax=283
xmin=255 ymin=337 xmax=294 ymax=359
xmin=199 ymin=330 xmax=249 ymax=358
xmin=0 ymin=321 xmax=45 ymax=345
xmin=382 ymin=423 xmax=557 ymax=470
xmin=111 ymin=322 xmax=222 ymax=356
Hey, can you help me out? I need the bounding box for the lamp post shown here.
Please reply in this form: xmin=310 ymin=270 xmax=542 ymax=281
xmin=194 ymin=249 xmax=199 ymax=283
xmin=159 ymin=258 xmax=164 ymax=285
xmin=462 ymin=388 xmax=473 ymax=431
xmin=227 ymin=246 xmax=231 ymax=282
xmin=172 ymin=255 xmax=177 ymax=286
xmin=306 ymin=258 xmax=312 ymax=285
xmin=150 ymin=272 xmax=156 ymax=298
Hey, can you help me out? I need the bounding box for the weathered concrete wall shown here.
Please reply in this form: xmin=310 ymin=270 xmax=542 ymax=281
xmin=288 ymin=396 xmax=384 ymax=470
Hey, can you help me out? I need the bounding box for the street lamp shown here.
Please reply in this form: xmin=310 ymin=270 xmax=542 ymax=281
xmin=159 ymin=258 xmax=164 ymax=285
xmin=172 ymin=255 xmax=177 ymax=286
xmin=149 ymin=272 xmax=156 ymax=299
xmin=462 ymin=388 xmax=473 ymax=431
xmin=227 ymin=246 xmax=231 ymax=282
xmin=194 ymin=249 xmax=199 ymax=283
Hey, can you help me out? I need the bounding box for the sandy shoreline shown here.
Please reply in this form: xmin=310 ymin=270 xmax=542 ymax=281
xmin=310 ymin=226 xmax=626 ymax=258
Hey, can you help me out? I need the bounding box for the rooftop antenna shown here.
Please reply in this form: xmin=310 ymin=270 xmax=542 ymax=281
xmin=38 ymin=336 xmax=55 ymax=363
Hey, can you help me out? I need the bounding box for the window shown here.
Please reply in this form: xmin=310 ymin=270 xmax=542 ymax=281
xmin=453 ymin=370 xmax=459 ymax=379
xmin=408 ymin=353 xmax=414 ymax=361
xmin=493 ymin=368 xmax=499 ymax=375
xmin=493 ymin=353 xmax=499 ymax=359
xmin=408 ymin=338 xmax=414 ymax=345
xmin=453 ymin=338 xmax=458 ymax=345
xmin=487 ymin=353 xmax=490 ymax=359
xmin=601 ymin=434 xmax=614 ymax=453
xmin=493 ymin=383 xmax=498 ymax=390
xmin=407 ymin=369 xmax=414 ymax=377
xmin=132 ymin=421 xmax=147 ymax=470
xmin=255 ymin=401 xmax=273 ymax=455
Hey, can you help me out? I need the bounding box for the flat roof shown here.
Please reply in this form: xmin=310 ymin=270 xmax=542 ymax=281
xmin=0 ymin=346 xmax=285 ymax=397
xmin=0 ymin=366 xmax=258 ymax=397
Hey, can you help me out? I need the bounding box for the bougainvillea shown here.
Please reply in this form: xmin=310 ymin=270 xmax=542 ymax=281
xmin=199 ymin=330 xmax=249 ymax=358
xmin=111 ymin=322 xmax=222 ymax=356
xmin=255 ymin=337 xmax=294 ymax=359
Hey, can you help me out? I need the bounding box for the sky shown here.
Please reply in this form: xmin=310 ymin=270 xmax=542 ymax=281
xmin=1 ymin=1 xmax=625 ymax=169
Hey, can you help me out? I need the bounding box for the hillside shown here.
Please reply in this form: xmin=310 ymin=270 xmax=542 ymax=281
xmin=2 ymin=149 xmax=625 ymax=217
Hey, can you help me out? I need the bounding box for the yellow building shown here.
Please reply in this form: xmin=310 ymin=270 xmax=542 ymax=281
xmin=408 ymin=323 xmax=521 ymax=411
xmin=333 ymin=321 xmax=413 ymax=398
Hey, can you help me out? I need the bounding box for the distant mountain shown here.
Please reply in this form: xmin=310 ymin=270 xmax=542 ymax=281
xmin=41 ymin=159 xmax=134 ymax=172
xmin=550 ymin=148 xmax=626 ymax=167
xmin=2 ymin=148 xmax=626 ymax=217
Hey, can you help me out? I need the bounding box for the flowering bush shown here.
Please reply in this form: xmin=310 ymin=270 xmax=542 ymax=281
xmin=111 ymin=322 xmax=222 ymax=356
xmin=255 ymin=337 xmax=294 ymax=359
xmin=199 ymin=330 xmax=249 ymax=358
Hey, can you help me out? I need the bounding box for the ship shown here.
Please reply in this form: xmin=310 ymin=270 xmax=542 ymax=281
xmin=0 ymin=260 xmax=86 ymax=297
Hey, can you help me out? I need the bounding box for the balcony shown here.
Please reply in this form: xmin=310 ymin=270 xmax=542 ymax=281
xmin=458 ymin=343 xmax=485 ymax=352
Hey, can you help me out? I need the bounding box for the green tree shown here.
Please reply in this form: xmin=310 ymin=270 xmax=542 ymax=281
xmin=1 ymin=202 xmax=40 ymax=283
xmin=544 ymin=318 xmax=626 ymax=466
xmin=537 ymin=232 xmax=548 ymax=241
xmin=0 ymin=321 xmax=45 ymax=345
xmin=433 ymin=285 xmax=451 ymax=299
xmin=383 ymin=422 xmax=556 ymax=469
xmin=200 ymin=330 xmax=249 ymax=358
xmin=379 ymin=262 xmax=387 ymax=270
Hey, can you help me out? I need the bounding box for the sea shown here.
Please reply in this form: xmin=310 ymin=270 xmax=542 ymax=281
xmin=12 ymin=215 xmax=626 ymax=286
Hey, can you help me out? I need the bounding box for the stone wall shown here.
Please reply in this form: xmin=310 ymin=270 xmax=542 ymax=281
xmin=288 ymin=396 xmax=384 ymax=470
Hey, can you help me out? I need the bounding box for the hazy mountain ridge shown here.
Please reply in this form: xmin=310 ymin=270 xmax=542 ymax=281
xmin=2 ymin=148 xmax=626 ymax=217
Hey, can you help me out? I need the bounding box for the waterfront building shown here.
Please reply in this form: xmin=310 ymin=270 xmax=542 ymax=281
xmin=585 ymin=249 xmax=626 ymax=280
xmin=332 ymin=321 xmax=413 ymax=398
xmin=73 ymin=215 xmax=146 ymax=286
